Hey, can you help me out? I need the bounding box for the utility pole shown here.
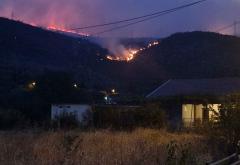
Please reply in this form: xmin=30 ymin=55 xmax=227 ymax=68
xmin=234 ymin=21 xmax=237 ymax=36
xmin=11 ymin=11 xmax=14 ymax=20
xmin=233 ymin=21 xmax=240 ymax=36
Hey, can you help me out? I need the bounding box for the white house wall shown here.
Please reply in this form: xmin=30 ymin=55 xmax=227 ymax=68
xmin=51 ymin=104 xmax=91 ymax=122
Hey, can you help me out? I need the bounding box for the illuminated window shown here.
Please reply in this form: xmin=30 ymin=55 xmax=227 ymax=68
xmin=182 ymin=104 xmax=195 ymax=127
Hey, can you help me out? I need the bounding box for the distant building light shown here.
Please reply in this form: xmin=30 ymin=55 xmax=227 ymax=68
xmin=111 ymin=89 xmax=116 ymax=94
xmin=74 ymin=84 xmax=78 ymax=88
xmin=32 ymin=82 xmax=36 ymax=86
xmin=104 ymin=96 xmax=108 ymax=101
xmin=28 ymin=81 xmax=36 ymax=90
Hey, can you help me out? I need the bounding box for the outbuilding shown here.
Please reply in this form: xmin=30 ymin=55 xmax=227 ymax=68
xmin=51 ymin=104 xmax=92 ymax=125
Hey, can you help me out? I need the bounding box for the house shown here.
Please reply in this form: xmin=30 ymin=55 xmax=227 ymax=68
xmin=146 ymin=78 xmax=240 ymax=127
xmin=51 ymin=104 xmax=92 ymax=125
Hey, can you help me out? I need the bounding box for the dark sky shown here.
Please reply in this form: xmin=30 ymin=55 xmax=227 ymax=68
xmin=0 ymin=0 xmax=239 ymax=37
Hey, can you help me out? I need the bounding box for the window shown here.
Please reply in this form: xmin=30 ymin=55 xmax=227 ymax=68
xmin=182 ymin=104 xmax=195 ymax=127
xmin=208 ymin=104 xmax=220 ymax=121
xmin=182 ymin=104 xmax=203 ymax=127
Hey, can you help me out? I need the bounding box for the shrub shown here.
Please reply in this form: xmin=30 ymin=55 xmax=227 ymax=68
xmin=92 ymin=103 xmax=166 ymax=130
xmin=0 ymin=109 xmax=26 ymax=129
xmin=203 ymin=94 xmax=240 ymax=153
xmin=215 ymin=95 xmax=240 ymax=147
xmin=134 ymin=103 xmax=166 ymax=128
xmin=166 ymin=141 xmax=199 ymax=165
xmin=52 ymin=112 xmax=80 ymax=129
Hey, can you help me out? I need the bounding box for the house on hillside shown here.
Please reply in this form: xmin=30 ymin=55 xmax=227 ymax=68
xmin=51 ymin=104 xmax=92 ymax=125
xmin=146 ymin=78 xmax=240 ymax=127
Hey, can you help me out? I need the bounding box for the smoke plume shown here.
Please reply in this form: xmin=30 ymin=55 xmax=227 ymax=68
xmin=0 ymin=0 xmax=240 ymax=59
xmin=0 ymin=0 xmax=239 ymax=37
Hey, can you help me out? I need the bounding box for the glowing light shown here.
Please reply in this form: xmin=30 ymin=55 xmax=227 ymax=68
xmin=32 ymin=82 xmax=36 ymax=86
xmin=104 ymin=96 xmax=108 ymax=101
xmin=28 ymin=81 xmax=36 ymax=90
xmin=73 ymin=84 xmax=78 ymax=88
xmin=11 ymin=19 xmax=89 ymax=37
xmin=106 ymin=40 xmax=160 ymax=62
xmin=111 ymin=89 xmax=116 ymax=94
xmin=46 ymin=25 xmax=89 ymax=36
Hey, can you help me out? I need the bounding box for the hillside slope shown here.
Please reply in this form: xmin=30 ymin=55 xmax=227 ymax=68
xmin=0 ymin=17 xmax=164 ymax=95
xmin=0 ymin=17 xmax=115 ymax=91
xmin=1 ymin=17 xmax=240 ymax=96
xmin=135 ymin=32 xmax=240 ymax=81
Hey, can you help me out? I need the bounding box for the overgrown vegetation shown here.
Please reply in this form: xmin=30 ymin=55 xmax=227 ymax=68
xmin=166 ymin=141 xmax=198 ymax=165
xmin=51 ymin=113 xmax=80 ymax=129
xmin=93 ymin=104 xmax=165 ymax=130
xmin=207 ymin=94 xmax=240 ymax=151
xmin=0 ymin=129 xmax=213 ymax=165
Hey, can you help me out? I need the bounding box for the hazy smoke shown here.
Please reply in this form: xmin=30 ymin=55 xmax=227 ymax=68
xmin=0 ymin=0 xmax=92 ymax=30
xmin=94 ymin=38 xmax=128 ymax=57
xmin=0 ymin=0 xmax=239 ymax=37
xmin=1 ymin=0 xmax=239 ymax=59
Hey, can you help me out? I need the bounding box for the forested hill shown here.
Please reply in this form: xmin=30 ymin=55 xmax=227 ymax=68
xmin=0 ymin=17 xmax=114 ymax=90
xmin=1 ymin=17 xmax=240 ymax=96
xmin=134 ymin=31 xmax=240 ymax=80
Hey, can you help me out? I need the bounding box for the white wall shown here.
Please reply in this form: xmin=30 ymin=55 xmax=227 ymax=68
xmin=51 ymin=104 xmax=92 ymax=123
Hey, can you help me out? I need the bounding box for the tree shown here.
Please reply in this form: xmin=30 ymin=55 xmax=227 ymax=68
xmin=212 ymin=94 xmax=240 ymax=148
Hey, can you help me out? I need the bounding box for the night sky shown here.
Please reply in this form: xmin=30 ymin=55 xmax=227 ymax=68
xmin=0 ymin=0 xmax=239 ymax=37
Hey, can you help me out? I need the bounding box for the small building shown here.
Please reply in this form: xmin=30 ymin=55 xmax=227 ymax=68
xmin=146 ymin=78 xmax=240 ymax=127
xmin=51 ymin=104 xmax=92 ymax=124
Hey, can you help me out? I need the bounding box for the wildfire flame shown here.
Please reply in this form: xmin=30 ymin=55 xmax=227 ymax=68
xmin=6 ymin=17 xmax=158 ymax=62
xmin=106 ymin=41 xmax=159 ymax=62
xmin=46 ymin=25 xmax=89 ymax=37
xmin=14 ymin=19 xmax=89 ymax=37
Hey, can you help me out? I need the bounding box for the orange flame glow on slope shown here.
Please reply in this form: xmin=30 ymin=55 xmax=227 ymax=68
xmin=106 ymin=41 xmax=159 ymax=62
xmin=15 ymin=19 xmax=89 ymax=37
xmin=46 ymin=25 xmax=89 ymax=36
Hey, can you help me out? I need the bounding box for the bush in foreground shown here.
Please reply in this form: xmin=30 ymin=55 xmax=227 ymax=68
xmin=204 ymin=94 xmax=240 ymax=153
xmin=93 ymin=104 xmax=166 ymax=130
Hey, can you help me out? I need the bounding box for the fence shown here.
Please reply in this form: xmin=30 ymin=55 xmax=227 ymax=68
xmin=206 ymin=153 xmax=240 ymax=165
xmin=207 ymin=141 xmax=240 ymax=165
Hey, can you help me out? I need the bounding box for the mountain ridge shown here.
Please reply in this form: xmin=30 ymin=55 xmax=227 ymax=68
xmin=1 ymin=17 xmax=240 ymax=96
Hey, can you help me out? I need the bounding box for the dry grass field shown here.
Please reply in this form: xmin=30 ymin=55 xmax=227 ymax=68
xmin=0 ymin=129 xmax=218 ymax=165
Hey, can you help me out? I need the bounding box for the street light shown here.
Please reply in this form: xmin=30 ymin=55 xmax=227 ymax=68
xmin=28 ymin=81 xmax=36 ymax=90
xmin=111 ymin=89 xmax=116 ymax=94
xmin=32 ymin=82 xmax=36 ymax=86
xmin=73 ymin=83 xmax=78 ymax=88
xmin=104 ymin=96 xmax=108 ymax=101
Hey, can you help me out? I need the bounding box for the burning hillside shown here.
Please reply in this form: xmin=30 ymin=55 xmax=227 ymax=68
xmin=0 ymin=16 xmax=157 ymax=62
xmin=46 ymin=25 xmax=89 ymax=37
xmin=1 ymin=16 xmax=159 ymax=62
xmin=22 ymin=21 xmax=89 ymax=37
xmin=106 ymin=41 xmax=159 ymax=62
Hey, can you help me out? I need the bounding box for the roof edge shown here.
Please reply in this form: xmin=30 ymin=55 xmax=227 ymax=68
xmin=146 ymin=79 xmax=171 ymax=98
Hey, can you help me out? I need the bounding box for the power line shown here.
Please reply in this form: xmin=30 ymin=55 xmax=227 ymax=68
xmin=233 ymin=21 xmax=240 ymax=35
xmin=71 ymin=0 xmax=208 ymax=31
xmin=216 ymin=23 xmax=234 ymax=33
xmin=90 ymin=0 xmax=209 ymax=36
xmin=216 ymin=21 xmax=240 ymax=36
xmin=92 ymin=9 xmax=180 ymax=36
